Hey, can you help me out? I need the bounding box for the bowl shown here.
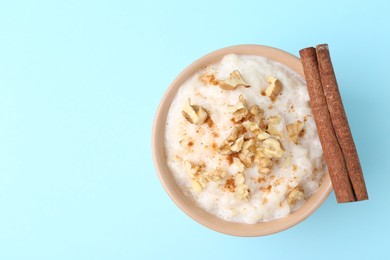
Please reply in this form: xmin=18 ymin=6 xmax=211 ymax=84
xmin=152 ymin=44 xmax=332 ymax=236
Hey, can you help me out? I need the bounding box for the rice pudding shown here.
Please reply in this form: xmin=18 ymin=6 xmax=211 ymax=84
xmin=164 ymin=54 xmax=327 ymax=224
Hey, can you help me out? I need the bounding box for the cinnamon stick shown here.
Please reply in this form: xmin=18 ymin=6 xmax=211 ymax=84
xmin=316 ymin=44 xmax=368 ymax=201
xmin=299 ymin=47 xmax=356 ymax=203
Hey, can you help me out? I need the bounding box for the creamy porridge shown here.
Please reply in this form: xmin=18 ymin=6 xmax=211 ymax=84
xmin=164 ymin=54 xmax=327 ymax=224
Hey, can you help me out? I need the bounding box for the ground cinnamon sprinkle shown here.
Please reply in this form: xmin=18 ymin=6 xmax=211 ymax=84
xmin=256 ymin=177 xmax=266 ymax=183
xmin=298 ymin=128 xmax=306 ymax=138
xmin=211 ymin=142 xmax=218 ymax=151
xmin=206 ymin=118 xmax=215 ymax=128
xmin=226 ymin=154 xmax=237 ymax=165
xmin=199 ymin=73 xmax=219 ymax=86
xmin=224 ymin=177 xmax=236 ymax=192
xmin=260 ymin=185 xmax=272 ymax=193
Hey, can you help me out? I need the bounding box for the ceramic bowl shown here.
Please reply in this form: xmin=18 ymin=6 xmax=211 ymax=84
xmin=152 ymin=45 xmax=332 ymax=236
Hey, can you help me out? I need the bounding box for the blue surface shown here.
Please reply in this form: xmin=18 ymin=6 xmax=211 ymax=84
xmin=0 ymin=0 xmax=389 ymax=259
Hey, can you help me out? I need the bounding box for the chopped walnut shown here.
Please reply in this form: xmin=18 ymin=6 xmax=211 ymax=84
xmin=218 ymin=142 xmax=233 ymax=155
xmin=234 ymin=173 xmax=250 ymax=200
xmin=242 ymin=121 xmax=260 ymax=134
xmin=249 ymin=104 xmax=263 ymax=116
xmin=184 ymin=161 xmax=225 ymax=192
xmin=259 ymin=118 xmax=268 ymax=130
xmin=232 ymin=157 xmax=245 ymax=173
xmin=286 ymin=120 xmax=305 ymax=144
xmin=287 ymin=187 xmax=305 ymax=205
xmin=184 ymin=160 xmax=202 ymax=179
xmin=199 ymin=73 xmax=219 ymax=86
xmin=266 ymin=114 xmax=283 ymax=139
xmin=191 ymin=180 xmax=203 ymax=193
xmin=182 ymin=99 xmax=208 ymax=125
xmin=219 ymin=70 xmax=250 ymax=90
xmin=257 ymin=131 xmax=271 ymax=140
xmin=258 ymin=157 xmax=273 ymax=174
xmin=230 ymin=135 xmax=244 ymax=153
xmin=267 ymin=124 xmax=283 ymax=139
xmin=217 ymin=94 xmax=290 ymax=183
xmin=254 ymin=149 xmax=273 ymax=174
xmin=218 ymin=125 xmax=245 ymax=155
xmin=184 ymin=160 xmax=206 ymax=192
xmin=241 ymin=138 xmax=256 ymax=156
xmin=228 ymin=95 xmax=249 ymax=123
xmin=264 ymin=76 xmax=283 ymax=101
xmin=219 ymin=136 xmax=244 ymax=154
xmin=204 ymin=168 xmax=226 ymax=181
xmin=227 ymin=125 xmax=245 ymax=142
xmin=261 ymin=138 xmax=285 ymax=158
xmin=238 ymin=152 xmax=252 ymax=168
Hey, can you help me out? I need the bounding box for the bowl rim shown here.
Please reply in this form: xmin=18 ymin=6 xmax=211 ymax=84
xmin=152 ymin=44 xmax=332 ymax=237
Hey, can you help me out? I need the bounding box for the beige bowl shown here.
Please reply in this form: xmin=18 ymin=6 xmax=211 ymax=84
xmin=152 ymin=45 xmax=332 ymax=236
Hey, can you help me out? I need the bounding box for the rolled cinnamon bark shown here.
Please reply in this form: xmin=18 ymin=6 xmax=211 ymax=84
xmin=316 ymin=44 xmax=368 ymax=201
xmin=299 ymin=47 xmax=356 ymax=203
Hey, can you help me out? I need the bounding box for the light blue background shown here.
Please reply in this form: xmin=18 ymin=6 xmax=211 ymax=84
xmin=0 ymin=0 xmax=388 ymax=259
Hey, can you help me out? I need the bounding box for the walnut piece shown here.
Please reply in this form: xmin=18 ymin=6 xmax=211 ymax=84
xmin=238 ymin=153 xmax=252 ymax=168
xmin=266 ymin=114 xmax=283 ymax=139
xmin=286 ymin=120 xmax=305 ymax=144
xmin=235 ymin=173 xmax=250 ymax=200
xmin=184 ymin=160 xmax=206 ymax=192
xmin=249 ymin=104 xmax=263 ymax=116
xmin=185 ymin=161 xmax=226 ymax=192
xmin=228 ymin=95 xmax=249 ymax=123
xmin=204 ymin=168 xmax=226 ymax=181
xmin=261 ymin=138 xmax=285 ymax=158
xmin=219 ymin=70 xmax=250 ymax=90
xmin=287 ymin=187 xmax=305 ymax=205
xmin=254 ymin=149 xmax=273 ymax=174
xmin=230 ymin=135 xmax=244 ymax=153
xmin=182 ymin=99 xmax=208 ymax=125
xmin=191 ymin=180 xmax=203 ymax=193
xmin=218 ymin=125 xmax=245 ymax=155
xmin=264 ymin=76 xmax=283 ymax=101
xmin=184 ymin=160 xmax=202 ymax=179
xmin=232 ymin=157 xmax=245 ymax=173
xmin=218 ymin=95 xmax=287 ymax=176
xmin=241 ymin=138 xmax=256 ymax=156
xmin=227 ymin=124 xmax=244 ymax=141
xmin=242 ymin=121 xmax=260 ymax=134
xmin=257 ymin=131 xmax=271 ymax=140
